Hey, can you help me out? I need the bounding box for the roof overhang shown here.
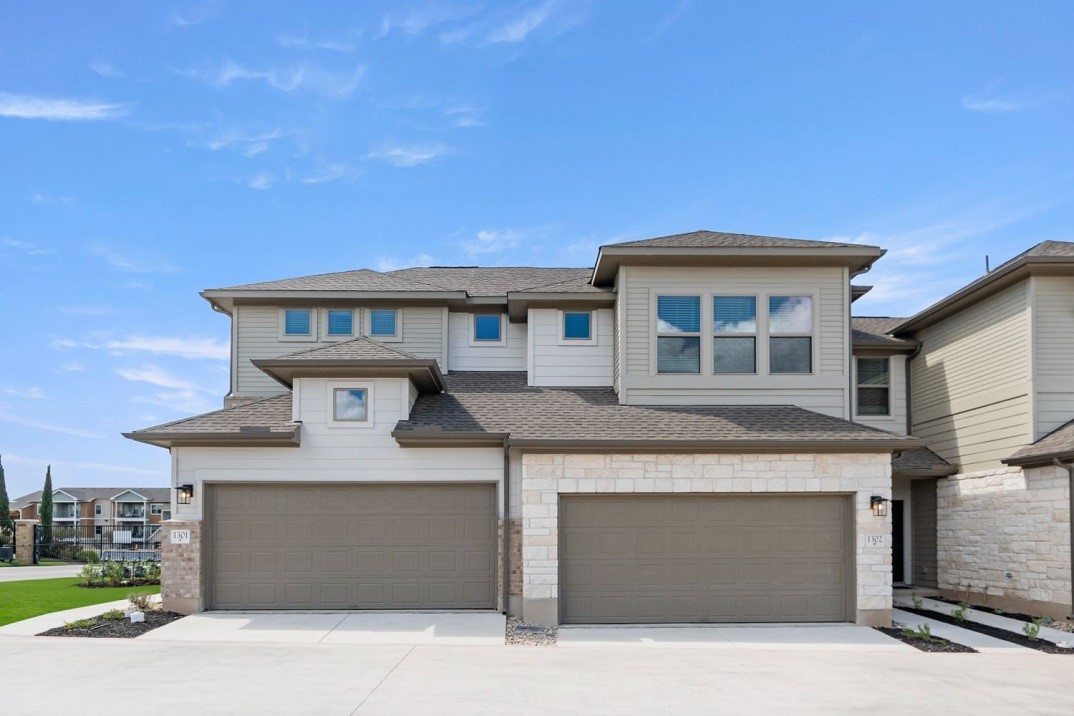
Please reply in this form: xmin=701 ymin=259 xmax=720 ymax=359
xmin=201 ymin=289 xmax=470 ymax=314
xmin=850 ymin=285 xmax=873 ymax=302
xmin=122 ymin=426 xmax=302 ymax=450
xmin=1002 ymin=449 xmax=1074 ymax=469
xmin=851 ymin=343 xmax=918 ymax=355
xmin=891 ymin=466 xmax=958 ymax=478
xmin=591 ymin=246 xmax=886 ymax=286
xmin=505 ymin=290 xmax=615 ymax=322
xmin=253 ymin=357 xmax=445 ymax=393
xmin=393 ymin=432 xmax=919 ymax=452
xmin=392 ymin=429 xmax=509 ymax=447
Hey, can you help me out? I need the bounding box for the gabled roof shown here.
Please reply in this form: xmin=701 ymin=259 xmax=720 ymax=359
xmin=891 ymin=447 xmax=956 ymax=477
xmin=124 ymin=394 xmax=300 ymax=449
xmin=252 ymin=337 xmax=445 ymax=392
xmin=1004 ymin=417 xmax=1074 ymax=467
xmin=394 ymin=372 xmax=917 ymax=450
xmin=11 ymin=487 xmax=171 ymax=509
xmin=851 ymin=317 xmax=917 ymax=352
xmin=606 ymin=230 xmax=866 ymax=250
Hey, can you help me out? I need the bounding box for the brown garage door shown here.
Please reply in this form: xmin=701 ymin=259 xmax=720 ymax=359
xmin=208 ymin=483 xmax=497 ymax=610
xmin=560 ymin=494 xmax=851 ymax=624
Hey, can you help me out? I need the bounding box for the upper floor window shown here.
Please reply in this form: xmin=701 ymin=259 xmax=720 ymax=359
xmin=856 ymin=357 xmax=890 ymax=416
xmin=368 ymin=309 xmax=399 ymax=339
xmin=713 ymin=296 xmax=757 ymax=374
xmin=473 ymin=314 xmax=502 ymax=342
xmin=768 ymin=296 xmax=813 ymax=373
xmin=150 ymin=503 xmax=164 ymax=515
xmin=284 ymin=309 xmax=311 ymax=336
xmin=656 ymin=295 xmax=701 ymax=373
xmin=333 ymin=388 xmax=368 ymax=421
xmin=563 ymin=311 xmax=592 ymax=341
xmin=326 ymin=310 xmax=354 ymax=336
xmin=94 ymin=504 xmax=102 ymax=516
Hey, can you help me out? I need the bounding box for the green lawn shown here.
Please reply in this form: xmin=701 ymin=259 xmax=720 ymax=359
xmin=0 ymin=578 xmax=159 ymax=627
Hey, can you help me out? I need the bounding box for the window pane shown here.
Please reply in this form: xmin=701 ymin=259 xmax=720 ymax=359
xmin=657 ymin=336 xmax=700 ymax=373
xmin=334 ymin=388 xmax=368 ymax=421
xmin=284 ymin=309 xmax=310 ymax=335
xmin=858 ymin=386 xmax=890 ymax=415
xmin=769 ymin=296 xmax=813 ymax=333
xmin=474 ymin=314 xmax=501 ymax=341
xmin=369 ymin=310 xmax=397 ymax=336
xmin=714 ymin=337 xmax=756 ymax=373
xmin=327 ymin=310 xmax=353 ymax=335
xmin=563 ymin=312 xmax=591 ymax=340
xmin=714 ymin=296 xmax=756 ymax=334
xmin=770 ymin=337 xmax=812 ymax=373
xmin=857 ymin=358 xmax=889 ymax=385
xmin=657 ymin=295 xmax=700 ymax=333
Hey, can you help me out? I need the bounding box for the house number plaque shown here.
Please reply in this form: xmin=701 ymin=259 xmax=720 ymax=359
xmin=170 ymin=529 xmax=192 ymax=545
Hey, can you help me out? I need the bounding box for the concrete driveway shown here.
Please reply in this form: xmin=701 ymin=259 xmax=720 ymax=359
xmin=557 ymin=623 xmax=908 ymax=650
xmin=0 ymin=565 xmax=83 ymax=582
xmin=140 ymin=611 xmax=507 ymax=646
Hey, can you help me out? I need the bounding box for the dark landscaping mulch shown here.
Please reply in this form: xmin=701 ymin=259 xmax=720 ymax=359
xmin=39 ymin=611 xmax=183 ymax=639
xmin=901 ymin=607 xmax=1074 ymax=655
xmin=78 ymin=580 xmax=159 ymax=589
xmin=929 ymin=597 xmax=1074 ymax=633
xmin=875 ymin=626 xmax=976 ymax=653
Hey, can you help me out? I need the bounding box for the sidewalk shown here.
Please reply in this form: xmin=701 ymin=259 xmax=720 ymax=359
xmin=0 ymin=565 xmax=83 ymax=582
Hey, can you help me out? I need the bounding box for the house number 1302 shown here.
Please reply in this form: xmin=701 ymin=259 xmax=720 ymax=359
xmin=864 ymin=534 xmax=886 ymax=547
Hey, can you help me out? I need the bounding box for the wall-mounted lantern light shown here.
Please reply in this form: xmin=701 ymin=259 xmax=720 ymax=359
xmin=870 ymin=495 xmax=889 ymax=518
xmin=176 ymin=484 xmax=195 ymax=506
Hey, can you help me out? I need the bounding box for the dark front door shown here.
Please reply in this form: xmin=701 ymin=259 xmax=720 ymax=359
xmin=891 ymin=500 xmax=905 ymax=583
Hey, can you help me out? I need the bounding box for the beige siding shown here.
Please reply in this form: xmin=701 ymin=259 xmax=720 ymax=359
xmin=233 ymin=305 xmax=446 ymax=396
xmin=529 ymin=308 xmax=614 ymax=387
xmin=853 ymin=353 xmax=908 ymax=435
xmin=910 ymin=281 xmax=1032 ymax=471
xmin=620 ymin=266 xmax=849 ymax=417
xmin=447 ymin=312 xmax=526 ymax=372
xmin=1033 ymin=275 xmax=1074 ymax=438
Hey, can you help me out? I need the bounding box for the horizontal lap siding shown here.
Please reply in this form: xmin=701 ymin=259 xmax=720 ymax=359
xmin=1033 ymin=276 xmax=1074 ymax=438
xmin=530 ymin=308 xmax=614 ymax=387
xmin=447 ymin=312 xmax=526 ymax=371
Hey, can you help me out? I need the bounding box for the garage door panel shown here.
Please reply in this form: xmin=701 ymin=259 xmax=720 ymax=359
xmin=209 ymin=484 xmax=496 ymax=610
xmin=561 ymin=495 xmax=850 ymax=624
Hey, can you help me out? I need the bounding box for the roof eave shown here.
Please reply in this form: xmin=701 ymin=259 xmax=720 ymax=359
xmin=253 ymin=358 xmax=446 ymax=393
xmin=851 ymin=343 xmax=918 ymax=355
xmin=505 ymin=290 xmax=615 ymax=321
xmin=891 ymin=466 xmax=959 ymax=478
xmin=122 ymin=427 xmax=302 ymax=450
xmin=1002 ymin=448 xmax=1074 ymax=469
xmin=392 ymin=432 xmax=918 ymax=451
xmin=391 ymin=429 xmax=509 ymax=447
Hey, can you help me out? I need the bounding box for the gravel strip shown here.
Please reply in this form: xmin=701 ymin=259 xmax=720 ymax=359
xmin=506 ymin=616 xmax=556 ymax=646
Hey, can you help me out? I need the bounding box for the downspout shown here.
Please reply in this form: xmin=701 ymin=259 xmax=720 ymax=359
xmin=1052 ymin=457 xmax=1074 ymax=619
xmin=502 ymin=441 xmax=510 ymax=615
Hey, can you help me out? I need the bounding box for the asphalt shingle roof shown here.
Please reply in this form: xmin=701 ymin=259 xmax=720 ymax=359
xmin=270 ymin=336 xmax=421 ymax=361
xmin=128 ymin=394 xmax=296 ymax=436
xmin=605 ymin=231 xmax=867 ymax=250
xmin=851 ymin=317 xmax=917 ymax=349
xmin=891 ymin=447 xmax=955 ymax=475
xmin=396 ymin=372 xmax=911 ymax=445
xmin=1006 ymin=417 xmax=1074 ymax=465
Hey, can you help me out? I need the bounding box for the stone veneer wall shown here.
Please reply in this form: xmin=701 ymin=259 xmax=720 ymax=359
xmin=937 ymin=465 xmax=1071 ymax=618
xmin=159 ymin=521 xmax=203 ymax=614
xmin=520 ymin=452 xmax=893 ymax=627
xmin=497 ymin=519 xmax=523 ymax=614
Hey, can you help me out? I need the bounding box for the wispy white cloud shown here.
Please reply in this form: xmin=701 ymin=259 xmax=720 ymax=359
xmin=0 ymin=408 xmax=103 ymax=439
xmin=52 ymin=334 xmax=230 ymax=361
xmin=117 ymin=364 xmax=206 ymax=392
xmin=462 ymin=229 xmax=523 ymax=256
xmin=60 ymin=305 xmax=113 ymax=316
xmin=278 ymin=27 xmax=361 ymax=52
xmin=247 ymin=171 xmax=277 ymax=190
xmin=379 ymin=6 xmax=475 ymax=37
xmin=119 ymin=364 xmax=218 ymax=412
xmin=364 ymin=142 xmax=452 ymax=167
xmin=169 ymin=8 xmax=210 ymax=27
xmin=962 ymin=94 xmax=1023 ymax=113
xmin=60 ymin=362 xmax=85 ymax=373
xmin=442 ymin=1 xmax=574 ymax=47
xmin=3 ymin=453 xmax=163 ymax=477
xmin=92 ymin=246 xmax=179 ymax=273
xmin=484 ymin=1 xmax=554 ymax=44
xmin=3 ymin=387 xmax=45 ymax=399
xmin=445 ymin=104 xmax=486 ymax=128
xmin=376 ymin=253 xmax=436 ymax=272
xmin=1 ymin=237 xmax=53 ymax=256
xmin=31 ymin=193 xmax=74 ymax=207
xmin=179 ymin=59 xmax=365 ymax=98
xmin=0 ymin=93 xmax=130 ymax=121
xmin=201 ymin=127 xmax=283 ymax=154
xmin=301 ymin=163 xmax=347 ymax=184
xmin=89 ymin=62 xmax=123 ymax=78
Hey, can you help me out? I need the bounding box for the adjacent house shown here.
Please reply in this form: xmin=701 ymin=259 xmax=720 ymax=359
xmin=11 ymin=487 xmax=171 ymax=544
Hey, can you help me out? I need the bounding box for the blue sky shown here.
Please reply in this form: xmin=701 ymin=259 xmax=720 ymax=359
xmin=1 ymin=1 xmax=1072 ymax=498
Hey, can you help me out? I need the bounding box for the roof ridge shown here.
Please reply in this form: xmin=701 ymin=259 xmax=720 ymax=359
xmin=130 ymin=393 xmax=292 ymax=434
xmin=273 ymin=335 xmax=422 ymax=361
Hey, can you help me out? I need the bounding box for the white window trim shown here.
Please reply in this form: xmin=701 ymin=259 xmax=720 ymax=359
xmin=365 ymin=308 xmax=402 ymax=342
xmin=468 ymin=313 xmax=507 ymax=347
xmin=278 ymin=307 xmax=318 ymax=342
xmin=556 ymin=310 xmax=597 ymax=346
xmin=854 ymin=356 xmax=892 ymax=417
xmin=326 ymin=381 xmax=376 ymax=429
xmin=323 ymin=308 xmax=357 ymax=341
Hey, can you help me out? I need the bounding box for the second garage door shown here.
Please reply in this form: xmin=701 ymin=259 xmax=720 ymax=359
xmin=208 ymin=483 xmax=497 ymax=610
xmin=560 ymin=494 xmax=851 ymax=624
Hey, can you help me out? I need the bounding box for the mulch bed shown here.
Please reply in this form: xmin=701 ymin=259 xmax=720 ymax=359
xmin=875 ymin=626 xmax=976 ymax=653
xmin=930 ymin=597 xmax=1074 ymax=633
xmin=901 ymin=607 xmax=1074 ymax=655
xmin=39 ymin=611 xmax=183 ymax=639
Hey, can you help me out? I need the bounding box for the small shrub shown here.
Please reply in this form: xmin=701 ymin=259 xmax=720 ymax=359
xmin=101 ymin=561 xmax=124 ymax=587
xmin=143 ymin=562 xmax=161 ymax=584
xmin=1023 ymin=617 xmax=1050 ymax=642
xmin=77 ymin=564 xmax=104 ymax=587
xmin=101 ymin=609 xmax=125 ymax=621
xmin=953 ymin=602 xmax=970 ymax=623
xmin=902 ymin=623 xmax=934 ymax=643
xmin=74 ymin=548 xmax=100 ymax=564
xmin=64 ymin=618 xmax=97 ymax=630
xmin=128 ymin=592 xmax=157 ymax=612
xmin=911 ymin=593 xmax=923 ymax=609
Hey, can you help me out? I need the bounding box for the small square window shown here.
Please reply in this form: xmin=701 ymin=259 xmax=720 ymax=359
xmin=150 ymin=504 xmax=163 ymax=515
xmin=563 ymin=312 xmax=592 ymax=340
xmin=369 ymin=310 xmax=397 ymax=337
xmin=284 ymin=309 xmax=311 ymax=335
xmin=327 ymin=310 xmax=353 ymax=336
xmin=333 ymin=388 xmax=368 ymax=421
xmin=474 ymin=315 xmax=502 ymax=341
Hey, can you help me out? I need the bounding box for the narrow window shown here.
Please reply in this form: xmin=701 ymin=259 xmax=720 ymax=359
xmin=284 ymin=309 xmax=311 ymax=336
xmin=857 ymin=357 xmax=891 ymax=416
xmin=563 ymin=311 xmax=592 ymax=340
xmin=333 ymin=388 xmax=368 ymax=421
xmin=656 ymin=295 xmax=701 ymax=373
xmin=473 ymin=314 xmax=502 ymax=341
xmin=713 ymin=296 xmax=756 ymax=374
xmin=327 ymin=310 xmax=353 ymax=336
xmin=369 ymin=309 xmax=397 ymax=337
xmin=94 ymin=504 xmax=102 ymax=516
xmin=769 ymin=296 xmax=813 ymax=373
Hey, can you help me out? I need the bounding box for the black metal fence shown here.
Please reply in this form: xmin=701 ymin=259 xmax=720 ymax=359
xmin=33 ymin=522 xmax=162 ymax=564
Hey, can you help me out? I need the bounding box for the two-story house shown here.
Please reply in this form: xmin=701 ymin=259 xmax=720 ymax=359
xmin=127 ymin=231 xmax=926 ymax=627
xmin=10 ymin=487 xmax=171 ymax=544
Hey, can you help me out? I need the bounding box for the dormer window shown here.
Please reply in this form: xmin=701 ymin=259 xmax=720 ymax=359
xmin=283 ymin=309 xmax=311 ymax=336
xmin=333 ymin=388 xmax=368 ymax=421
xmin=656 ymin=295 xmax=701 ymax=373
xmin=769 ymin=296 xmax=813 ymax=373
xmin=474 ymin=315 xmax=502 ymax=341
xmin=368 ymin=309 xmax=399 ymax=340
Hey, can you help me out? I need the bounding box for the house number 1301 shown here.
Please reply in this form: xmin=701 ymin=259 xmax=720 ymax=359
xmin=170 ymin=529 xmax=191 ymax=545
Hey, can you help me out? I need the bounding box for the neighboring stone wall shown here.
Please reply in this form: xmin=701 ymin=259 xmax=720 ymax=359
xmin=938 ymin=465 xmax=1072 ymax=618
xmin=14 ymin=520 xmax=34 ymax=564
xmin=520 ymin=452 xmax=893 ymax=627
xmin=160 ymin=521 xmax=202 ymax=614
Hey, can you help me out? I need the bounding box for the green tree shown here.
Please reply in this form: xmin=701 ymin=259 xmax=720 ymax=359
xmin=0 ymin=455 xmax=11 ymax=544
xmin=39 ymin=465 xmax=53 ymax=548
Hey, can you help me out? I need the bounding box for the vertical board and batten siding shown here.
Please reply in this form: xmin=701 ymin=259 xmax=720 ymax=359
xmin=528 ymin=308 xmax=614 ymax=386
xmin=447 ymin=312 xmax=527 ymax=371
xmin=1032 ymin=275 xmax=1074 ymax=439
xmin=620 ymin=266 xmax=849 ymax=417
xmin=910 ymin=281 xmax=1032 ymax=471
xmin=233 ymin=305 xmax=447 ymax=396
xmin=852 ymin=353 xmax=909 ymax=435
xmin=172 ymin=376 xmax=504 ymax=523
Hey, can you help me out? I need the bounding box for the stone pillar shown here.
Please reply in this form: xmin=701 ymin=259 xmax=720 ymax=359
xmin=14 ymin=520 xmax=35 ymax=565
xmin=160 ymin=521 xmax=203 ymax=614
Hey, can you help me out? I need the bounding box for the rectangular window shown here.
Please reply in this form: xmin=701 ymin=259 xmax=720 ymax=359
xmin=713 ymin=296 xmax=756 ymax=374
xmin=284 ymin=309 xmax=311 ymax=336
xmin=857 ymin=357 xmax=891 ymax=416
xmin=769 ymin=296 xmax=813 ymax=373
xmin=327 ymin=310 xmax=353 ymax=336
xmin=656 ymin=295 xmax=701 ymax=373
xmin=563 ymin=311 xmax=592 ymax=340
xmin=369 ymin=310 xmax=397 ymax=337
xmin=95 ymin=526 xmax=103 ymax=536
xmin=150 ymin=504 xmax=163 ymax=515
xmin=94 ymin=504 xmax=102 ymax=516
xmin=473 ymin=314 xmax=502 ymax=341
xmin=333 ymin=388 xmax=368 ymax=421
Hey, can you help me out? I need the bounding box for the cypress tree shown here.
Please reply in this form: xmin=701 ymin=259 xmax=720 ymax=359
xmin=0 ymin=455 xmax=11 ymax=543
xmin=39 ymin=465 xmax=53 ymax=547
